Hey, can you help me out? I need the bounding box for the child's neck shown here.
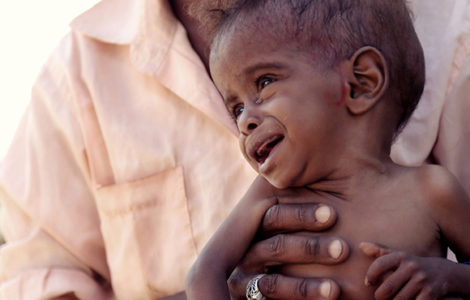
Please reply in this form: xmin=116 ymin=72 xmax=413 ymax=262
xmin=307 ymin=106 xmax=399 ymax=198
xmin=306 ymin=146 xmax=396 ymax=199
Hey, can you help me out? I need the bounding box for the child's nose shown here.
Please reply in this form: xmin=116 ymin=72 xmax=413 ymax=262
xmin=238 ymin=109 xmax=261 ymax=136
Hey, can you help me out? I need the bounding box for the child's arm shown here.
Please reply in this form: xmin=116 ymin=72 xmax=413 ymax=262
xmin=360 ymin=243 xmax=470 ymax=299
xmin=185 ymin=176 xmax=277 ymax=300
xmin=361 ymin=166 xmax=470 ymax=299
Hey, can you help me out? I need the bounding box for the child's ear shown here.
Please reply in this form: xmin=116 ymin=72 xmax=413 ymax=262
xmin=342 ymin=46 xmax=389 ymax=115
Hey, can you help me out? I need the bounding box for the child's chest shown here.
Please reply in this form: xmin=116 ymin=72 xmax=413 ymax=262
xmin=277 ymin=192 xmax=444 ymax=299
xmin=333 ymin=195 xmax=442 ymax=255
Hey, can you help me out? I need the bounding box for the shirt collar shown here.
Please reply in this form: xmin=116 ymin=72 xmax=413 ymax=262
xmin=70 ymin=0 xmax=238 ymax=135
xmin=70 ymin=0 xmax=143 ymax=45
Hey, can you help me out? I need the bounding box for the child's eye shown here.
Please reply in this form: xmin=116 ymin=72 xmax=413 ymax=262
xmin=232 ymin=104 xmax=244 ymax=119
xmin=256 ymin=75 xmax=276 ymax=90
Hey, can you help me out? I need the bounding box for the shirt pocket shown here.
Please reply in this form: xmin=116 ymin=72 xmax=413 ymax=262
xmin=95 ymin=166 xmax=197 ymax=299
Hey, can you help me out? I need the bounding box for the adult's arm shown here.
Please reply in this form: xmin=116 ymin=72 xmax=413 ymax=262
xmin=0 ymin=33 xmax=112 ymax=299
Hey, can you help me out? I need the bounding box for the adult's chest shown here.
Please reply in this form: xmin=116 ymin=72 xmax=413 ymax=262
xmin=85 ymin=75 xmax=257 ymax=298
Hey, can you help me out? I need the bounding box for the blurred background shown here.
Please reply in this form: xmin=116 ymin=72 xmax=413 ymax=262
xmin=0 ymin=0 xmax=101 ymax=244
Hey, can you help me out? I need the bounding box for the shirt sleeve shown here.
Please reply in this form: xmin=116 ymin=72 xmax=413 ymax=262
xmin=0 ymin=33 xmax=112 ymax=300
xmin=432 ymin=29 xmax=470 ymax=196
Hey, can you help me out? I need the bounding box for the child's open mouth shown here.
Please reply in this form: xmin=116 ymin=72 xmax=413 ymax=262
xmin=254 ymin=135 xmax=284 ymax=164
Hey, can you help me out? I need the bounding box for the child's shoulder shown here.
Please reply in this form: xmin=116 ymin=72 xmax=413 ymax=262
xmin=411 ymin=164 xmax=460 ymax=194
xmin=404 ymin=164 xmax=467 ymax=213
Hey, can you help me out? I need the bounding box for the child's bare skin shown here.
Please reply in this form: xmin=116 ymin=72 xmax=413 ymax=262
xmin=186 ymin=1 xmax=470 ymax=299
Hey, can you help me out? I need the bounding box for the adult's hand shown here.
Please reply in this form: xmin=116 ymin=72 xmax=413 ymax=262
xmin=228 ymin=178 xmax=349 ymax=299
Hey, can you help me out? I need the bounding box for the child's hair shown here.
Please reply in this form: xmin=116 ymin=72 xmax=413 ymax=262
xmin=190 ymin=0 xmax=425 ymax=132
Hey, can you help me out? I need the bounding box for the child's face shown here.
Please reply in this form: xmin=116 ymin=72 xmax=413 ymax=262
xmin=210 ymin=28 xmax=348 ymax=189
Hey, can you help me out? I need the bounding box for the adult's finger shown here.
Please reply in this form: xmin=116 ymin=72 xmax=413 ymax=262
xmin=229 ymin=273 xmax=340 ymax=300
xmin=259 ymin=274 xmax=340 ymax=300
xmin=261 ymin=203 xmax=337 ymax=235
xmin=242 ymin=234 xmax=349 ymax=268
xmin=228 ymin=235 xmax=348 ymax=299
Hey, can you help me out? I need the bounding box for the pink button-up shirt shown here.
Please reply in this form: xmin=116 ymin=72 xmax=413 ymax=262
xmin=0 ymin=0 xmax=469 ymax=299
